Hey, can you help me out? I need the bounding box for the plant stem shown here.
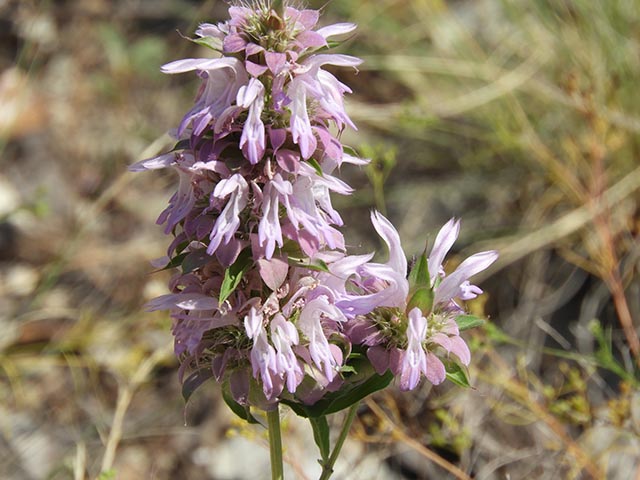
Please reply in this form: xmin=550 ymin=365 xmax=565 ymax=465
xmin=319 ymin=404 xmax=359 ymax=480
xmin=267 ymin=406 xmax=284 ymax=480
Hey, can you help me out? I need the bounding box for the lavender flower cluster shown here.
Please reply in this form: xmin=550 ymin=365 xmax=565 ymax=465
xmin=132 ymin=2 xmax=497 ymax=412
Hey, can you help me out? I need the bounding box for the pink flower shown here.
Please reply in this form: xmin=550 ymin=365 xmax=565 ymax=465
xmin=161 ymin=57 xmax=249 ymax=136
xmin=287 ymin=54 xmax=362 ymax=158
xmin=245 ymin=307 xmax=280 ymax=399
xmin=399 ymin=308 xmax=428 ymax=390
xmin=298 ymin=295 xmax=347 ymax=381
xmin=237 ymin=78 xmax=266 ymax=164
xmin=270 ymin=314 xmax=304 ymax=393
xmin=426 ymin=219 xmax=498 ymax=307
xmin=258 ymin=175 xmax=291 ymax=259
xmin=208 ymin=174 xmax=249 ymax=255
xmin=434 ymin=250 xmax=498 ymax=306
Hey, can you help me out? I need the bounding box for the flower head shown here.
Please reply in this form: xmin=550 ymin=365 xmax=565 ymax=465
xmin=341 ymin=213 xmax=497 ymax=390
xmin=132 ymin=2 xmax=497 ymax=413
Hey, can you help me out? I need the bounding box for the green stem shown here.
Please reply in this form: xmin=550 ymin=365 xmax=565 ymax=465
xmin=267 ymin=406 xmax=284 ymax=480
xmin=319 ymin=404 xmax=359 ymax=480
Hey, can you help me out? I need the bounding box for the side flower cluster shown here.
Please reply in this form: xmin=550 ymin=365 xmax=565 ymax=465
xmin=133 ymin=2 xmax=497 ymax=411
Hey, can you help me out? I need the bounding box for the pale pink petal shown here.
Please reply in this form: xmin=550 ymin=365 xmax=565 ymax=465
xmin=370 ymin=211 xmax=407 ymax=278
xmin=342 ymin=153 xmax=370 ymax=165
xmin=449 ymin=336 xmax=471 ymax=365
xmin=208 ymin=174 xmax=249 ymax=254
xmin=288 ymin=79 xmax=316 ymax=159
xmin=298 ymin=296 xmax=346 ymax=381
xmin=297 ymin=9 xmax=320 ymax=29
xmin=160 ymin=57 xmax=222 ymax=74
xmin=459 ymin=281 xmax=483 ymax=300
xmin=425 ymin=352 xmax=446 ymax=385
xmin=434 ymin=250 xmax=498 ymax=305
xmin=431 ymin=332 xmax=452 ymax=351
xmin=296 ymin=30 xmax=326 ymax=49
xmin=258 ymin=180 xmax=284 ymax=259
xmin=223 ymin=33 xmax=247 ymax=52
xmin=195 ymin=23 xmax=224 ymax=40
xmin=428 ymin=218 xmax=460 ymax=284
xmin=128 ymin=152 xmax=176 ymax=172
xmin=398 ymin=308 xmax=428 ymax=390
xmin=145 ymin=293 xmax=217 ymax=312
xmin=316 ymin=23 xmax=357 ymax=39
xmin=302 ymin=53 xmax=363 ymax=70
xmin=244 ymin=307 xmax=263 ymax=339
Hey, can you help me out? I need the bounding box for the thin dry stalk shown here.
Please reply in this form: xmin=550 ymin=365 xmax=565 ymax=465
xmin=482 ymin=350 xmax=605 ymax=480
xmin=74 ymin=441 xmax=86 ymax=480
xmin=587 ymin=142 xmax=640 ymax=366
xmin=364 ymin=397 xmax=473 ymax=480
xmin=99 ymin=345 xmax=172 ymax=474
xmin=485 ymin=165 xmax=640 ymax=277
xmin=606 ymin=271 xmax=640 ymax=364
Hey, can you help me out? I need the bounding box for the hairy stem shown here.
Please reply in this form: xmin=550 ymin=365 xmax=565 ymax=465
xmin=267 ymin=406 xmax=284 ymax=480
xmin=319 ymin=404 xmax=359 ymax=480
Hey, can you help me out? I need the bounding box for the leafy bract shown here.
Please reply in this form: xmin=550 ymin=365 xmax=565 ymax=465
xmin=444 ymin=361 xmax=471 ymax=388
xmin=182 ymin=368 xmax=214 ymax=403
xmin=455 ymin=314 xmax=485 ymax=331
xmin=219 ymin=249 xmax=253 ymax=304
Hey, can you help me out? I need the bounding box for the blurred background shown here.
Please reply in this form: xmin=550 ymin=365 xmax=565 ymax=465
xmin=1 ymin=0 xmax=639 ymax=478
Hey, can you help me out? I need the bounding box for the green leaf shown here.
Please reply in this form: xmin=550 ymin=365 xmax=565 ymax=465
xmin=342 ymin=145 xmax=361 ymax=158
xmin=408 ymin=252 xmax=430 ymax=290
xmin=283 ymin=370 xmax=394 ymax=418
xmin=172 ymin=139 xmax=191 ymax=151
xmin=280 ymin=240 xmax=304 ymax=258
xmin=219 ymin=249 xmax=253 ymax=304
xmin=222 ymin=382 xmax=259 ymax=424
xmin=407 ymin=286 xmax=434 ymax=313
xmin=307 ymin=158 xmax=324 ymax=176
xmin=160 ymin=252 xmax=188 ymax=271
xmin=184 ymin=34 xmax=223 ymax=51
xmin=288 ymin=256 xmax=330 ymax=273
xmin=309 ymin=416 xmax=331 ymax=463
xmin=98 ymin=470 xmax=116 ymax=480
xmin=175 ymin=240 xmax=190 ymax=255
xmin=455 ymin=315 xmax=485 ymax=332
xmin=406 ymin=252 xmax=434 ymax=313
xmin=444 ymin=362 xmax=471 ymax=388
xmin=338 ymin=365 xmax=357 ymax=375
xmin=182 ymin=368 xmax=214 ymax=403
